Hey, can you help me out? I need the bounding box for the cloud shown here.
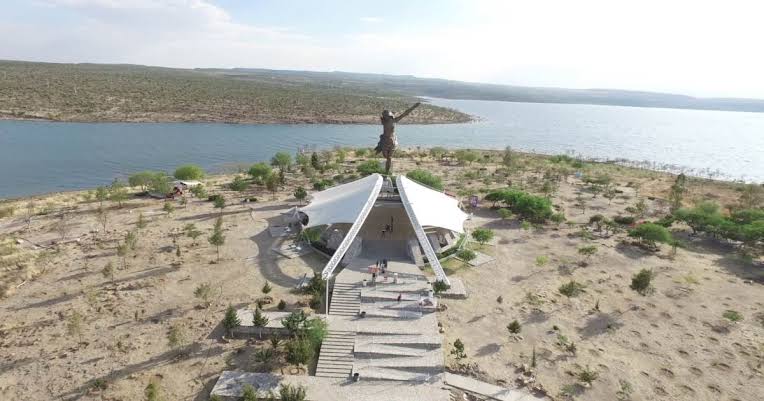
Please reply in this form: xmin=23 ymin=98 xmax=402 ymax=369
xmin=3 ymin=0 xmax=764 ymax=97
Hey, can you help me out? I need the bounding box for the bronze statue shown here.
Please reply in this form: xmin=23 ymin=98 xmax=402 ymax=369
xmin=374 ymin=102 xmax=421 ymax=174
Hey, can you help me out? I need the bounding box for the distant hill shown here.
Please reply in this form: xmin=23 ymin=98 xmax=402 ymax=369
xmin=203 ymin=68 xmax=764 ymax=113
xmin=0 ymin=60 xmax=469 ymax=124
xmin=2 ymin=60 xmax=764 ymax=125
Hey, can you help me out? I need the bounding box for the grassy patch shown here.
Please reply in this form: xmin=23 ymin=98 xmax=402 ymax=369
xmin=441 ymin=257 xmax=471 ymax=275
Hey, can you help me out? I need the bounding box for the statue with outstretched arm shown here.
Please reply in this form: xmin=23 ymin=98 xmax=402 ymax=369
xmin=374 ymin=102 xmax=421 ymax=174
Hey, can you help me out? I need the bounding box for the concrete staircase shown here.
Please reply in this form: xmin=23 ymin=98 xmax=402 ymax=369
xmin=329 ymin=282 xmax=360 ymax=316
xmin=315 ymin=330 xmax=355 ymax=379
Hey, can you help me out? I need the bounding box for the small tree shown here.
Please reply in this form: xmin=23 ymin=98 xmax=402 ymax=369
xmin=95 ymin=186 xmax=109 ymax=208
xmin=310 ymin=152 xmax=321 ymax=170
xmin=116 ymin=242 xmax=129 ymax=270
xmin=471 ymin=228 xmax=494 ymax=245
xmin=124 ymin=231 xmax=137 ymax=251
xmin=174 ymin=164 xmax=205 ymax=180
xmin=285 ymin=337 xmax=313 ymax=366
xmin=109 ymin=179 xmax=129 ymax=208
xmin=222 ymin=304 xmax=241 ymax=337
xmin=294 ymin=186 xmax=307 ymax=205
xmin=271 ymin=152 xmax=292 ymax=183
xmin=101 ymin=261 xmax=115 ymax=283
xmin=208 ymin=217 xmax=225 ymax=262
xmin=136 ymin=212 xmax=147 ymax=229
xmin=628 ymin=223 xmax=672 ymax=250
xmin=451 ymin=338 xmax=467 ymax=361
xmin=145 ymin=379 xmax=162 ymax=401
xmin=668 ymin=173 xmax=687 ymax=212
xmin=190 ymin=184 xmax=207 ymax=198
xmin=55 ymin=212 xmax=72 ymax=241
xmin=184 ymin=223 xmax=202 ymax=245
xmin=278 ymin=300 xmax=287 ymax=311
xmin=193 ymin=282 xmax=213 ymax=307
xmin=262 ymin=281 xmax=272 ymax=294
xmin=432 ymin=280 xmax=450 ymax=295
xmin=67 ymin=310 xmax=84 ymax=345
xmin=213 ymin=195 xmax=226 ymax=215
xmin=281 ymin=310 xmax=308 ymax=337
xmin=498 ymin=208 xmax=513 ymax=221
xmin=507 ymin=319 xmax=522 ymax=334
xmin=265 ymin=173 xmax=280 ymax=199
xmin=24 ymin=201 xmax=36 ymax=230
xmin=167 ymin=322 xmax=188 ymax=353
xmin=162 ymin=201 xmax=175 ymax=215
xmin=252 ymin=307 xmax=270 ymax=339
xmin=96 ymin=206 xmax=109 ymax=235
xmin=630 ymin=268 xmax=653 ymax=295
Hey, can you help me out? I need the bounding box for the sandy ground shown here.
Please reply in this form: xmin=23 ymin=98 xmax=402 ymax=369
xmin=0 ymin=149 xmax=762 ymax=401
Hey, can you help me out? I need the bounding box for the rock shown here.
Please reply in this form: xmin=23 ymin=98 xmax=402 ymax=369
xmin=257 ymin=296 xmax=273 ymax=304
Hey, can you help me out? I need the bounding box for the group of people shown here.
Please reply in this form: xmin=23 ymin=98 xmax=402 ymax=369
xmin=369 ymin=259 xmax=389 ymax=284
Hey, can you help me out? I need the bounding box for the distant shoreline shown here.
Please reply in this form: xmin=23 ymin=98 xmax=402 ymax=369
xmin=0 ymin=147 xmax=753 ymax=203
xmin=0 ymin=113 xmax=474 ymax=125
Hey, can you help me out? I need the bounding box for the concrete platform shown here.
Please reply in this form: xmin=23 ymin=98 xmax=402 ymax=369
xmin=444 ymin=373 xmax=546 ymax=401
xmin=210 ymin=371 xmax=451 ymax=401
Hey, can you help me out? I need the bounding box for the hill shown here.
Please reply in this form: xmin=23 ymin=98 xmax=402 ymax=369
xmin=0 ymin=60 xmax=470 ymax=124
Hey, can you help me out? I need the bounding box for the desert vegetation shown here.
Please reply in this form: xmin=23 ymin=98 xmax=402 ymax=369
xmin=0 ymin=60 xmax=470 ymax=124
xmin=0 ymin=145 xmax=761 ymax=400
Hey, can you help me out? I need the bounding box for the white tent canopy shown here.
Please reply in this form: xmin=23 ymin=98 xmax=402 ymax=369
xmin=300 ymin=174 xmax=383 ymax=228
xmin=298 ymin=173 xmax=463 ymax=285
xmin=396 ymin=175 xmax=469 ymax=233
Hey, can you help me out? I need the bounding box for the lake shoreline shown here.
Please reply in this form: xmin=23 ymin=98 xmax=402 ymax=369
xmin=0 ymin=147 xmax=751 ymax=203
xmin=0 ymin=113 xmax=474 ymax=125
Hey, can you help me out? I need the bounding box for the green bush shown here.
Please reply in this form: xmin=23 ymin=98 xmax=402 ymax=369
xmin=471 ymin=228 xmax=494 ymax=245
xmin=723 ymin=310 xmax=743 ymax=322
xmin=285 ymin=337 xmax=313 ymax=365
xmin=406 ymin=169 xmax=443 ymax=190
xmin=559 ymin=280 xmax=586 ymax=297
xmin=248 ymin=162 xmax=272 ymax=182
xmin=229 ymin=176 xmax=248 ymax=191
xmin=613 ymin=215 xmax=635 ymax=225
xmin=630 ymin=268 xmax=653 ymax=295
xmin=485 ymin=188 xmax=553 ymax=222
xmin=356 ymin=160 xmax=385 ymax=176
xmin=628 ymin=223 xmax=673 ymax=248
xmin=457 ymin=249 xmax=477 ymax=262
xmin=173 ymin=164 xmax=205 ymax=180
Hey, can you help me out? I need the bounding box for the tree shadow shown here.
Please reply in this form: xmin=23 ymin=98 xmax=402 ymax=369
xmin=475 ymin=343 xmax=502 ymax=357
xmin=713 ymin=253 xmax=764 ymax=284
xmin=614 ymin=242 xmax=650 ymax=260
xmin=191 ymin=374 xmax=223 ymax=401
xmin=524 ymin=309 xmax=549 ymax=324
xmin=577 ymin=312 xmax=624 ymax=339
xmin=176 ymin=208 xmax=251 ymax=222
xmin=58 ymin=342 xmax=226 ymax=401
xmin=249 ymin=204 xmax=293 ymax=212
xmin=10 ymin=266 xmax=175 ymax=311
xmin=0 ymin=357 xmax=35 ymax=374
xmin=467 ymin=314 xmax=487 ymax=323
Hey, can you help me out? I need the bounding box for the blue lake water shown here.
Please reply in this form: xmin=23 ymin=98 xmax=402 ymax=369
xmin=0 ymin=98 xmax=762 ymax=199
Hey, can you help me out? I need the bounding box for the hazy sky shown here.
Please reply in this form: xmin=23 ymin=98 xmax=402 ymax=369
xmin=2 ymin=0 xmax=763 ymax=98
